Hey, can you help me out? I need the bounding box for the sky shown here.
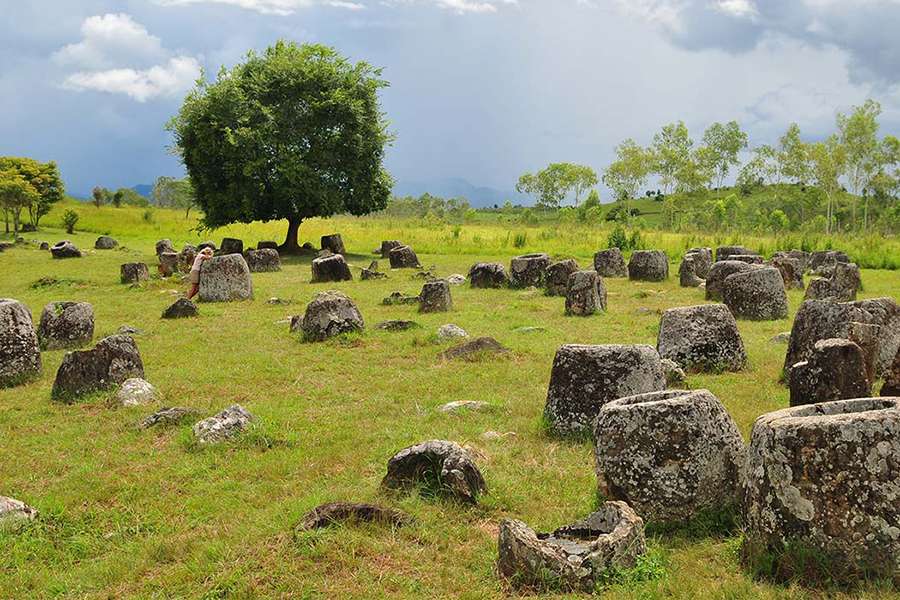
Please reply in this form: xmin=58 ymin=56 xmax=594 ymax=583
xmin=2 ymin=0 xmax=900 ymax=199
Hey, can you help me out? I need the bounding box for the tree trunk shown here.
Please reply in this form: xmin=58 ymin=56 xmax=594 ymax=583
xmin=279 ymin=216 xmax=303 ymax=254
xmin=3 ymin=209 xmax=8 ymax=234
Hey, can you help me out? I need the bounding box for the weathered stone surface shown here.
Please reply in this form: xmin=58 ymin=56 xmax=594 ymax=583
xmin=657 ymin=304 xmax=747 ymax=372
xmin=94 ymin=236 xmax=117 ymax=250
xmin=361 ymin=260 xmax=387 ymax=280
xmin=771 ymin=256 xmax=804 ymax=290
xmin=298 ymin=291 xmax=364 ymax=342
xmin=439 ymin=337 xmax=508 ymax=360
xmin=219 ymin=237 xmax=243 ymax=255
xmin=311 ymin=253 xmax=352 ymax=283
xmin=468 ymin=262 xmax=509 ymax=288
xmin=382 ymin=439 xmax=486 ymax=503
xmin=257 ymin=240 xmax=278 ymax=250
xmin=389 ymin=245 xmax=420 ymax=269
xmin=162 ymin=298 xmax=198 ymax=319
xmin=679 ymin=255 xmax=703 ymax=287
xmin=628 ymin=250 xmax=669 ymax=281
xmin=789 ymin=339 xmax=871 ymax=406
xmin=565 ymin=270 xmax=604 ymax=316
xmin=805 ymin=262 xmax=861 ymax=302
xmin=446 ymin=274 xmax=466 ymax=285
xmin=774 ymin=249 xmax=810 ymax=273
xmin=881 ymin=351 xmax=900 ymax=396
xmin=50 ymin=240 xmax=81 ymax=259
xmin=594 ymin=389 xmax=746 ymax=524
xmin=155 ymin=239 xmax=175 ymax=256
xmin=192 ymin=404 xmax=254 ymax=444
xmin=177 ymin=244 xmax=197 ymax=273
xmin=38 ymin=301 xmax=94 ymax=350
xmin=715 ymin=245 xmax=755 ymax=262
xmin=298 ymin=502 xmax=412 ymax=531
xmin=381 ymin=291 xmax=419 ymax=306
xmin=730 ymin=254 xmax=765 ymax=264
xmin=138 ymin=406 xmax=199 ymax=429
xmin=376 ymin=320 xmax=419 ymax=331
xmin=0 ymin=299 xmax=41 ymax=388
xmin=593 ymin=248 xmax=628 ymax=278
xmin=510 ymin=253 xmax=551 ymax=288
xmin=545 ymin=259 xmax=579 ymax=296
xmin=437 ymin=323 xmax=468 ymax=340
xmin=0 ymin=496 xmax=38 ymax=528
xmin=439 ymin=400 xmax=490 ymax=413
xmin=723 ymin=267 xmax=788 ymax=320
xmin=497 ymin=502 xmax=646 ymax=592
xmin=158 ymin=251 xmax=179 ymax=277
xmin=39 ymin=241 xmax=49 ymax=251
xmin=809 ymin=249 xmax=850 ymax=275
xmin=245 ymin=248 xmax=281 ymax=273
xmin=661 ymin=358 xmax=686 ymax=385
xmin=380 ymin=240 xmax=403 ymax=258
xmin=784 ymin=298 xmax=900 ymax=381
xmin=120 ymin=262 xmax=149 ymax=284
xmin=51 ymin=334 xmax=144 ymax=401
xmin=686 ymin=247 xmax=713 ymax=278
xmin=544 ymin=344 xmax=666 ymax=437
xmin=114 ymin=377 xmax=161 ymax=406
xmin=320 ymin=233 xmax=345 ymax=255
xmin=742 ymin=397 xmax=900 ymax=583
xmin=198 ymin=254 xmax=253 ymax=302
xmin=419 ymin=280 xmax=452 ymax=313
xmin=771 ymin=332 xmax=791 ymax=344
xmin=705 ymin=260 xmax=753 ymax=301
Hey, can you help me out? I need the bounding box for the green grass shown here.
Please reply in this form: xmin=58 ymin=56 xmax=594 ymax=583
xmin=1 ymin=205 xmax=898 ymax=598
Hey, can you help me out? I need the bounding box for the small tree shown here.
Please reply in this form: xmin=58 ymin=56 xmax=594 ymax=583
xmin=701 ymin=121 xmax=748 ymax=192
xmin=808 ymin=136 xmax=847 ymax=234
xmin=0 ymin=157 xmax=64 ymax=229
xmin=169 ymin=41 xmax=394 ymax=253
xmin=91 ymin=186 xmax=109 ymax=208
xmin=62 ymin=209 xmax=79 ymax=234
xmin=778 ymin=123 xmax=811 ymax=185
xmin=516 ymin=162 xmax=598 ymax=208
xmin=0 ymin=170 xmax=39 ymax=235
xmin=602 ymin=139 xmax=651 ymax=201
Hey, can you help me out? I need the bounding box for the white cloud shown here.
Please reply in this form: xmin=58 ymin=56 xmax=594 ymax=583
xmin=53 ymin=13 xmax=166 ymax=69
xmin=713 ymin=0 xmax=757 ymax=18
xmin=156 ymin=0 xmax=515 ymax=15
xmin=62 ymin=56 xmax=201 ymax=102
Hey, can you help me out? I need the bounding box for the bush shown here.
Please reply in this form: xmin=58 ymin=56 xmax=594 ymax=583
xmin=513 ymin=232 xmax=527 ymax=248
xmin=142 ymin=209 xmax=155 ymax=224
xmin=62 ymin=210 xmax=79 ymax=234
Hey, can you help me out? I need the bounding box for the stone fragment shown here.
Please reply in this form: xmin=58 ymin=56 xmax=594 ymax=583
xmin=50 ymin=240 xmax=81 ymax=259
xmin=809 ymin=249 xmax=850 ymax=275
xmin=593 ymin=248 xmax=628 ymax=278
xmin=497 ymin=502 xmax=646 ymax=592
xmin=244 ymin=248 xmax=281 ymax=273
xmin=380 ymin=240 xmax=403 ymax=258
xmin=705 ymin=260 xmax=753 ymax=301
xmin=361 ymin=260 xmax=387 ymax=280
xmin=628 ymin=250 xmax=668 ymax=281
xmin=311 ymin=253 xmax=352 ymax=283
xmin=544 ymin=344 xmax=665 ymax=437
xmin=770 ymin=332 xmax=791 ymax=344
xmin=51 ymin=334 xmax=144 ymax=401
xmin=0 ymin=299 xmax=41 ymax=388
xmin=94 ymin=236 xmax=117 ymax=250
xmin=730 ymin=254 xmax=765 ymax=264
xmin=257 ymin=241 xmax=278 ymax=250
xmin=657 ymin=304 xmax=746 ymax=372
xmin=39 ymin=242 xmax=49 ymax=251
xmin=468 ymin=263 xmax=509 ymax=288
xmin=446 ymin=274 xmax=466 ymax=285
xmin=177 ymin=244 xmax=197 ymax=273
xmin=509 ymin=253 xmax=551 ymax=288
xmin=219 ymin=237 xmax=243 ymax=255
xmin=789 ymin=338 xmax=870 ymax=406
xmin=686 ymin=247 xmax=713 ymax=278
xmin=439 ymin=400 xmax=490 ymax=413
xmin=661 ymin=358 xmax=686 ymax=385
xmin=437 ymin=323 xmax=468 ymax=340
xmin=881 ymin=350 xmax=900 ymax=396
xmin=545 ymin=259 xmax=579 ymax=296
xmin=679 ymin=255 xmax=703 ymax=287
xmin=198 ymin=254 xmax=253 ymax=302
xmin=298 ymin=291 xmax=364 ymax=342
xmin=120 ymin=262 xmax=149 ymax=284
xmin=773 ymin=249 xmax=810 ymax=273
xmin=158 ymin=251 xmax=179 ymax=277
xmin=382 ymin=439 xmax=486 ymax=503
xmin=419 ymin=280 xmax=452 ymax=313
xmin=723 ymin=267 xmax=788 ymax=320
xmin=381 ymin=291 xmax=420 ymax=306
xmin=742 ymin=397 xmax=900 ymax=583
xmin=0 ymin=496 xmax=38 ymax=529
xmin=594 ymin=389 xmax=746 ymax=524
xmin=138 ymin=406 xmax=200 ymax=429
xmin=320 ymin=233 xmax=346 ymax=255
xmin=771 ymin=256 xmax=804 ymax=290
xmin=155 ymin=239 xmax=175 ymax=256
xmin=715 ymin=245 xmax=755 ymax=262
xmin=298 ymin=502 xmax=412 ymax=531
xmin=37 ymin=301 xmax=94 ymax=350
xmin=565 ymin=270 xmax=604 ymax=316
xmin=375 ymin=320 xmax=419 ymax=331
xmin=162 ymin=298 xmax=198 ymax=319
xmin=439 ymin=337 xmax=508 ymax=361
xmin=192 ymin=404 xmax=254 ymax=444
xmin=389 ymin=245 xmax=420 ymax=269
xmin=113 ymin=377 xmax=161 ymax=406
xmin=805 ymin=262 xmax=861 ymax=302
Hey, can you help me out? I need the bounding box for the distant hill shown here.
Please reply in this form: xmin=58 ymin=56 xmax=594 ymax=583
xmin=393 ymin=177 xmax=525 ymax=208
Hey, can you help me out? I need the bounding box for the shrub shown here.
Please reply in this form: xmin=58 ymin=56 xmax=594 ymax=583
xmin=62 ymin=210 xmax=79 ymax=234
xmin=513 ymin=232 xmax=527 ymax=248
xmin=142 ymin=209 xmax=155 ymax=224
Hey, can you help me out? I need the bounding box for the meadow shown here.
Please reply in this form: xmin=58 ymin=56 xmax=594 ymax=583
xmin=1 ymin=202 xmax=899 ymax=599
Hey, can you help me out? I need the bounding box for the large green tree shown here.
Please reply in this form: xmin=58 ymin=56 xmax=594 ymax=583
xmin=651 ymin=121 xmax=692 ymax=195
xmin=0 ymin=170 xmax=39 ymax=235
xmin=516 ymin=162 xmax=598 ymax=208
xmin=701 ymin=121 xmax=748 ymax=191
xmin=778 ymin=123 xmax=811 ymax=185
xmin=808 ymin=135 xmax=847 ymax=234
xmin=0 ymin=157 xmax=64 ymax=230
xmin=837 ymin=99 xmax=881 ymax=228
xmin=602 ymin=139 xmax=651 ymax=201
xmin=169 ymin=41 xmax=393 ymax=252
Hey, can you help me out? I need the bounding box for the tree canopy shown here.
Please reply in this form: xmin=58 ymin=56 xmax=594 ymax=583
xmin=169 ymin=41 xmax=393 ymax=251
xmin=516 ymin=162 xmax=597 ymax=208
xmin=0 ymin=157 xmax=64 ymax=232
xmin=602 ymin=139 xmax=651 ymax=201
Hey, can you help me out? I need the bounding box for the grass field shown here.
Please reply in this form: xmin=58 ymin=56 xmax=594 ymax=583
xmin=1 ymin=206 xmax=899 ymax=599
